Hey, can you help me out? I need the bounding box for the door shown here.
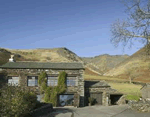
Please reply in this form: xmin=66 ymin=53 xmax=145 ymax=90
xmin=90 ymin=93 xmax=102 ymax=105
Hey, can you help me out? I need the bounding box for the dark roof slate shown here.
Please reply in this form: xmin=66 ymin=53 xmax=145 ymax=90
xmin=85 ymin=80 xmax=110 ymax=88
xmin=0 ymin=62 xmax=84 ymax=69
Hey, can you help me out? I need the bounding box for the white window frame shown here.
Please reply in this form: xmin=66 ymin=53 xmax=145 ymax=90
xmin=8 ymin=76 xmax=19 ymax=86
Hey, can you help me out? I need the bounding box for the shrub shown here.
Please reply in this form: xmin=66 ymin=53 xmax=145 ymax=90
xmin=38 ymin=71 xmax=47 ymax=94
xmin=57 ymin=71 xmax=67 ymax=94
xmin=38 ymin=71 xmax=67 ymax=107
xmin=0 ymin=85 xmax=37 ymax=117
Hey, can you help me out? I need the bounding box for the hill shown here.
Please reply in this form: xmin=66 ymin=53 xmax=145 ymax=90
xmin=82 ymin=54 xmax=129 ymax=74
xmin=104 ymin=46 xmax=150 ymax=83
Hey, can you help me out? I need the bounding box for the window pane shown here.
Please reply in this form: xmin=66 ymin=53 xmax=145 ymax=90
xmin=28 ymin=76 xmax=38 ymax=86
xmin=67 ymin=77 xmax=76 ymax=86
xmin=47 ymin=76 xmax=58 ymax=86
xmin=8 ymin=77 xmax=19 ymax=86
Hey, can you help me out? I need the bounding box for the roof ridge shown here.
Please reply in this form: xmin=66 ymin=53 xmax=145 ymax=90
xmin=0 ymin=62 xmax=84 ymax=69
xmin=15 ymin=61 xmax=83 ymax=63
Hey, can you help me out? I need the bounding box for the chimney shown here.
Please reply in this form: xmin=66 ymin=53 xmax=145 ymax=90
xmin=9 ymin=55 xmax=15 ymax=62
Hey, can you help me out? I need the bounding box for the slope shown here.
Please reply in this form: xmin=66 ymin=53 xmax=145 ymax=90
xmin=104 ymin=46 xmax=150 ymax=83
xmin=82 ymin=54 xmax=129 ymax=75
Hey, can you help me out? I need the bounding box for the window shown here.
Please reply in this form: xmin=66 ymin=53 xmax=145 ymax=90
xmin=47 ymin=76 xmax=58 ymax=86
xmin=27 ymin=76 xmax=38 ymax=86
xmin=8 ymin=76 xmax=19 ymax=86
xmin=67 ymin=76 xmax=77 ymax=86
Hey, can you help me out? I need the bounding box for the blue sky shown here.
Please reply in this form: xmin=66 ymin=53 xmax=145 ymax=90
xmin=0 ymin=0 xmax=145 ymax=57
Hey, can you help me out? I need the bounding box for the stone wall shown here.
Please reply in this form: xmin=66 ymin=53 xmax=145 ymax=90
xmin=2 ymin=68 xmax=84 ymax=107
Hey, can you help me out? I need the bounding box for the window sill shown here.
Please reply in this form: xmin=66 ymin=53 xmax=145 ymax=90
xmin=67 ymin=86 xmax=78 ymax=87
xmin=27 ymin=86 xmax=38 ymax=87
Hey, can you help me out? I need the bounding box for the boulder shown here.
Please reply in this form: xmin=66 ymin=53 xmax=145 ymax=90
xmin=117 ymin=95 xmax=126 ymax=105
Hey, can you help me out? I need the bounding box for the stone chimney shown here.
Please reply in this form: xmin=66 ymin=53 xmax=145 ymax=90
xmin=9 ymin=55 xmax=15 ymax=62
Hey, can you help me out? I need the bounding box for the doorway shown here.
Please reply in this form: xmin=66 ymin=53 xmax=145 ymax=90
xmin=110 ymin=94 xmax=122 ymax=105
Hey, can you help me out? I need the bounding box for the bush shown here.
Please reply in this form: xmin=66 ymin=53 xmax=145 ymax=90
xmin=0 ymin=85 xmax=37 ymax=117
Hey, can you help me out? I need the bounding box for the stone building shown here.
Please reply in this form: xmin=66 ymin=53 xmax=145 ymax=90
xmin=0 ymin=56 xmax=123 ymax=107
xmin=141 ymin=83 xmax=150 ymax=100
xmin=85 ymin=80 xmax=123 ymax=106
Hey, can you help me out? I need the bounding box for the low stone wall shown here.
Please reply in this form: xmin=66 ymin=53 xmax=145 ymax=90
xmin=129 ymin=100 xmax=150 ymax=112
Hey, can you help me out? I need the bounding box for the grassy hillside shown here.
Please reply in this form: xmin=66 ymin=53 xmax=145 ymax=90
xmin=104 ymin=46 xmax=150 ymax=83
xmin=9 ymin=48 xmax=83 ymax=62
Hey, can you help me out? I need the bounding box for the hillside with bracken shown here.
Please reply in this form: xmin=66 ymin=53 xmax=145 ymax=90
xmin=82 ymin=54 xmax=129 ymax=75
xmin=104 ymin=46 xmax=150 ymax=83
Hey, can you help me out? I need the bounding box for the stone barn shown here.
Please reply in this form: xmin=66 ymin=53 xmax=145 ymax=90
xmin=84 ymin=80 xmax=123 ymax=106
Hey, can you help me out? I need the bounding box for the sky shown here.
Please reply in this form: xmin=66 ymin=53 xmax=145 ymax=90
xmin=0 ymin=0 xmax=145 ymax=57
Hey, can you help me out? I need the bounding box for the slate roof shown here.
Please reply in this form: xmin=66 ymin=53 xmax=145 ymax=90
xmin=84 ymin=80 xmax=110 ymax=88
xmin=0 ymin=62 xmax=84 ymax=69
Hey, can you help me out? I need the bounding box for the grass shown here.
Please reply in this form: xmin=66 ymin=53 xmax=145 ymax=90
xmin=108 ymin=82 xmax=142 ymax=101
xmin=108 ymin=82 xmax=142 ymax=95
xmin=84 ymin=74 xmax=128 ymax=82
xmin=126 ymin=94 xmax=141 ymax=101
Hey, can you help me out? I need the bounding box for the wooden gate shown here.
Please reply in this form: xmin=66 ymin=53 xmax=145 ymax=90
xmin=90 ymin=92 xmax=102 ymax=105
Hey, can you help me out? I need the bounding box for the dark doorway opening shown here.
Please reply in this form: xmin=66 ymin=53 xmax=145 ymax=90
xmin=59 ymin=94 xmax=74 ymax=106
xmin=85 ymin=92 xmax=103 ymax=106
xmin=110 ymin=94 xmax=122 ymax=105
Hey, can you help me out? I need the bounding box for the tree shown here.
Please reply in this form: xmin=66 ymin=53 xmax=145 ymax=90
xmin=126 ymin=68 xmax=141 ymax=83
xmin=110 ymin=0 xmax=150 ymax=55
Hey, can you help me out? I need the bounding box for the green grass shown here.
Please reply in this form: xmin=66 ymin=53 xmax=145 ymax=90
xmin=108 ymin=82 xmax=142 ymax=95
xmin=125 ymin=94 xmax=141 ymax=101
xmin=84 ymin=74 xmax=128 ymax=82
xmin=108 ymin=82 xmax=142 ymax=101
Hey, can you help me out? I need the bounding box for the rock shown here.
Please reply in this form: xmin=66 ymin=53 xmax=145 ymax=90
xmin=129 ymin=100 xmax=150 ymax=112
xmin=117 ymin=95 xmax=126 ymax=105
